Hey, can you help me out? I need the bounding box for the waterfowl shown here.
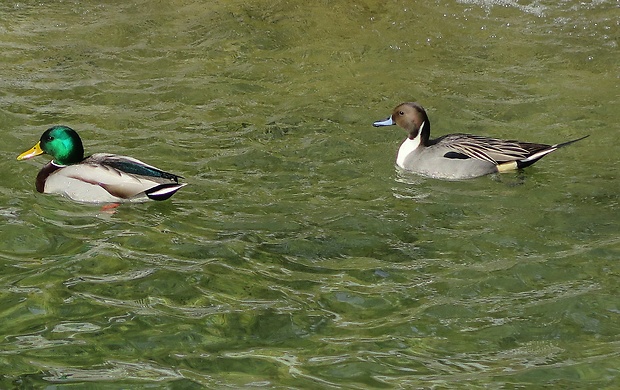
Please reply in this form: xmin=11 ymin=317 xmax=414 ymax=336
xmin=373 ymin=102 xmax=588 ymax=180
xmin=17 ymin=125 xmax=186 ymax=203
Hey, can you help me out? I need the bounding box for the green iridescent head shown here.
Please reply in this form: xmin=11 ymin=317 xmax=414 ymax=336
xmin=17 ymin=125 xmax=85 ymax=165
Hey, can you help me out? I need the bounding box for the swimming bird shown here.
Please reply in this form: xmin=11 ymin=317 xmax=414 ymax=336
xmin=373 ymin=102 xmax=588 ymax=180
xmin=17 ymin=125 xmax=186 ymax=203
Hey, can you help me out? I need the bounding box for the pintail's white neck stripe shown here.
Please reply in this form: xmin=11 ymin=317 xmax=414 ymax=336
xmin=397 ymin=132 xmax=422 ymax=168
xmin=419 ymin=121 xmax=426 ymax=137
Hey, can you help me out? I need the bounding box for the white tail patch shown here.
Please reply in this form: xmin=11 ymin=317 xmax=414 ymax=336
xmin=521 ymin=147 xmax=557 ymax=163
xmin=150 ymin=183 xmax=186 ymax=196
xmin=145 ymin=183 xmax=187 ymax=201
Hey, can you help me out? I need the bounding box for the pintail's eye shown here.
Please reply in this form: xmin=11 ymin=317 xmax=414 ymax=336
xmin=399 ymin=111 xmax=405 ymax=116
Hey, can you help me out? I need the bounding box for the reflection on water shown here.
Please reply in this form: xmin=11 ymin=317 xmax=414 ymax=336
xmin=1 ymin=0 xmax=618 ymax=387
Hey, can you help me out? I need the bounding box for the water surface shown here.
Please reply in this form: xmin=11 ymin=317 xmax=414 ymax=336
xmin=1 ymin=0 xmax=618 ymax=388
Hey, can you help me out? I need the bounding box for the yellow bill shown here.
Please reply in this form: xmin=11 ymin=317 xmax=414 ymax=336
xmin=17 ymin=141 xmax=44 ymax=161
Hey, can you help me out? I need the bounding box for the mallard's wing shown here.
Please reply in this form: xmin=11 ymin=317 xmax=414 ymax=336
xmin=47 ymin=154 xmax=185 ymax=202
xmin=87 ymin=153 xmax=182 ymax=183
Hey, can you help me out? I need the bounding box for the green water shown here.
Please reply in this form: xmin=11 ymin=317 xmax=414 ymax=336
xmin=1 ymin=0 xmax=618 ymax=388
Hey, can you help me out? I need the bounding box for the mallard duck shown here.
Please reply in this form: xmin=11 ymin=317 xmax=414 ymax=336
xmin=17 ymin=125 xmax=186 ymax=203
xmin=373 ymin=102 xmax=589 ymax=180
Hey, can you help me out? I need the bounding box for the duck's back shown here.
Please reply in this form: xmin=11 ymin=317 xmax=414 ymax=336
xmin=43 ymin=153 xmax=183 ymax=203
xmin=44 ymin=162 xmax=154 ymax=202
xmin=398 ymin=142 xmax=498 ymax=180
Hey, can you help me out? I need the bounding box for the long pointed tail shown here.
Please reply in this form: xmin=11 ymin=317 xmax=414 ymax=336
xmin=552 ymin=134 xmax=590 ymax=149
xmin=517 ymin=134 xmax=589 ymax=169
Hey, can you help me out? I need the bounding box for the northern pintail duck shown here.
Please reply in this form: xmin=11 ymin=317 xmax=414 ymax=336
xmin=373 ymin=102 xmax=588 ymax=180
xmin=17 ymin=126 xmax=186 ymax=203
